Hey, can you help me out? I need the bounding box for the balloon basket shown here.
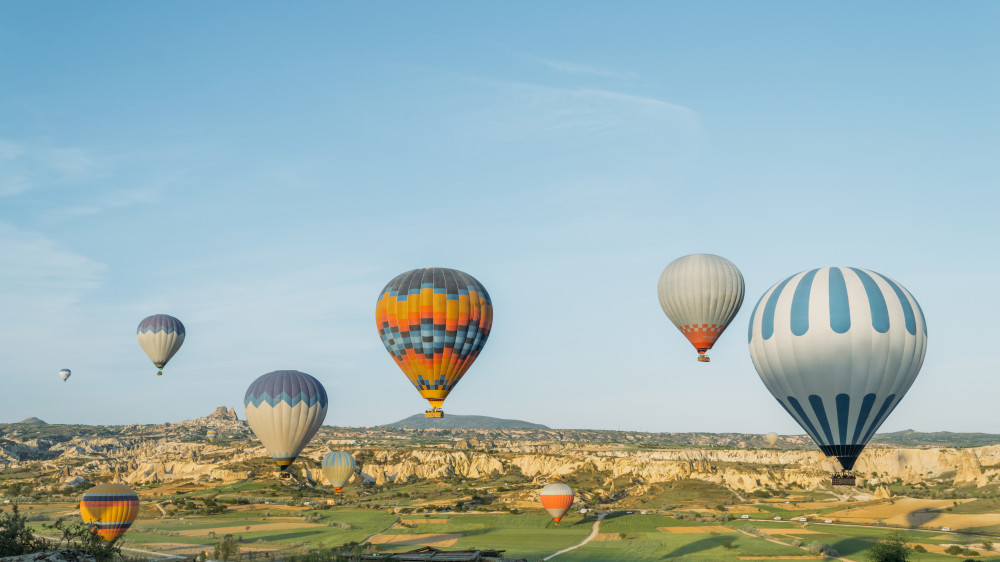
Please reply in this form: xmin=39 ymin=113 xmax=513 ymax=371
xmin=279 ymin=472 xmax=292 ymax=479
xmin=831 ymin=473 xmax=856 ymax=486
xmin=425 ymin=409 xmax=444 ymax=418
xmin=697 ymin=356 xmax=710 ymax=363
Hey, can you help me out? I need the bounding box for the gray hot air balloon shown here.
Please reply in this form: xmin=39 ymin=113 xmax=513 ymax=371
xmin=59 ymin=369 xmax=71 ymax=382
xmin=244 ymin=370 xmax=328 ymax=472
xmin=657 ymin=254 xmax=745 ymax=362
xmin=137 ymin=314 xmax=185 ymax=376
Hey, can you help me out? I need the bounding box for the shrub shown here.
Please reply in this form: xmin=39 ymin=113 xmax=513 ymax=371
xmin=45 ymin=517 xmax=122 ymax=562
xmin=865 ymin=533 xmax=913 ymax=561
xmin=0 ymin=504 xmax=49 ymax=556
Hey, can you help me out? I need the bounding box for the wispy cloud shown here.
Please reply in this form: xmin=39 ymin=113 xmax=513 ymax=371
xmin=530 ymin=57 xmax=640 ymax=80
xmin=41 ymin=186 xmax=163 ymax=222
xmin=458 ymin=79 xmax=702 ymax=147
xmin=0 ymin=140 xmax=104 ymax=197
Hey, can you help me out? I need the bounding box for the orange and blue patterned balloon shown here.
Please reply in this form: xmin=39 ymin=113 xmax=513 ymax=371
xmin=206 ymin=429 xmax=217 ymax=443
xmin=79 ymin=483 xmax=139 ymax=542
xmin=376 ymin=268 xmax=493 ymax=413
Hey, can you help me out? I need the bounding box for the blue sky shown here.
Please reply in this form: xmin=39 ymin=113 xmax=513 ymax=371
xmin=1 ymin=2 xmax=997 ymax=432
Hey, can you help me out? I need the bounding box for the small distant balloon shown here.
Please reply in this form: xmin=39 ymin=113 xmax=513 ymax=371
xmin=80 ymin=483 xmax=139 ymax=542
xmin=137 ymin=314 xmax=185 ymax=376
xmin=765 ymin=432 xmax=778 ymax=447
xmin=59 ymin=369 xmax=71 ymax=382
xmin=539 ymin=483 xmax=574 ymax=525
xmin=322 ymin=451 xmax=357 ymax=494
xmin=206 ymin=429 xmax=217 ymax=443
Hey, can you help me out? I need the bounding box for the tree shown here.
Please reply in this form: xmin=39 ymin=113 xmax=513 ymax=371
xmin=214 ymin=534 xmax=241 ymax=561
xmin=866 ymin=533 xmax=913 ymax=562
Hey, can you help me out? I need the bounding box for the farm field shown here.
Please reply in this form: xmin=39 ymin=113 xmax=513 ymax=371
xmin=24 ymin=496 xmax=1000 ymax=561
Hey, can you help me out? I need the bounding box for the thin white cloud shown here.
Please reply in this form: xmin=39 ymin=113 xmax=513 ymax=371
xmin=531 ymin=57 xmax=640 ymax=80
xmin=41 ymin=186 xmax=163 ymax=223
xmin=0 ymin=139 xmax=104 ymax=197
xmin=460 ymin=80 xmax=702 ymax=147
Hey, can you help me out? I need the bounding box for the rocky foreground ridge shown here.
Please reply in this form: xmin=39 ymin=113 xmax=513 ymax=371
xmin=1 ymin=408 xmax=998 ymax=501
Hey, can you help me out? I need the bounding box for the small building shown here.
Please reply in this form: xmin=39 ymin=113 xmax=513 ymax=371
xmin=740 ymin=514 xmax=749 ymax=519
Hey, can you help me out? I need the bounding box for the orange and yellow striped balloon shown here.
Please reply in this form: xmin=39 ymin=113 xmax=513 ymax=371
xmin=376 ymin=268 xmax=492 ymax=415
xmin=79 ymin=483 xmax=139 ymax=542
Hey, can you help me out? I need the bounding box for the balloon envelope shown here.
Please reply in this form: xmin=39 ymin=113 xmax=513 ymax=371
xmin=765 ymin=432 xmax=778 ymax=446
xmin=59 ymin=369 xmax=71 ymax=382
xmin=244 ymin=370 xmax=328 ymax=471
xmin=748 ymin=267 xmax=927 ymax=471
xmin=322 ymin=451 xmax=357 ymax=492
xmin=137 ymin=314 xmax=185 ymax=376
xmin=539 ymin=483 xmax=574 ymax=524
xmin=206 ymin=430 xmax=217 ymax=443
xmin=80 ymin=483 xmax=139 ymax=542
xmin=376 ymin=268 xmax=493 ymax=412
xmin=657 ymin=254 xmax=744 ymax=361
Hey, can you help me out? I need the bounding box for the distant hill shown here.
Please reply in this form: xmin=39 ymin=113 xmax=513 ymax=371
xmin=382 ymin=414 xmax=549 ymax=430
xmin=871 ymin=430 xmax=1000 ymax=448
xmin=17 ymin=417 xmax=47 ymax=425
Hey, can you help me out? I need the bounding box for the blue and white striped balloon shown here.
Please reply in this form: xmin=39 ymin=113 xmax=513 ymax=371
xmin=748 ymin=267 xmax=927 ymax=471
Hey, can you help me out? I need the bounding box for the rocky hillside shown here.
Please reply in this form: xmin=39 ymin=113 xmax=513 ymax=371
xmin=2 ymin=409 xmax=999 ymax=506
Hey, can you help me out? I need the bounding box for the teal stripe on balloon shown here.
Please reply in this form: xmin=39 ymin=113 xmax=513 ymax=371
xmin=850 ymin=268 xmax=890 ymax=333
xmin=747 ymin=290 xmax=767 ymax=343
xmin=790 ymin=269 xmax=819 ymax=336
xmin=876 ymin=273 xmax=917 ymax=335
xmin=809 ymin=395 xmax=835 ymax=446
xmin=851 ymin=393 xmax=878 ymax=445
xmin=762 ymin=276 xmax=796 ymax=340
xmin=828 ymin=268 xmax=851 ymax=334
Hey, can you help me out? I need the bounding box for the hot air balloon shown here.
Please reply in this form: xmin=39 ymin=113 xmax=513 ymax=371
xmin=748 ymin=267 xmax=927 ymax=485
xmin=658 ymin=254 xmax=744 ymax=362
xmin=376 ymin=268 xmax=493 ymax=418
xmin=244 ymin=370 xmax=328 ymax=473
xmin=59 ymin=369 xmax=71 ymax=382
xmin=206 ymin=429 xmax=217 ymax=443
xmin=80 ymin=483 xmax=139 ymax=542
xmin=539 ymin=483 xmax=574 ymax=525
xmin=137 ymin=314 xmax=185 ymax=376
xmin=322 ymin=451 xmax=356 ymax=494
xmin=765 ymin=432 xmax=779 ymax=448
